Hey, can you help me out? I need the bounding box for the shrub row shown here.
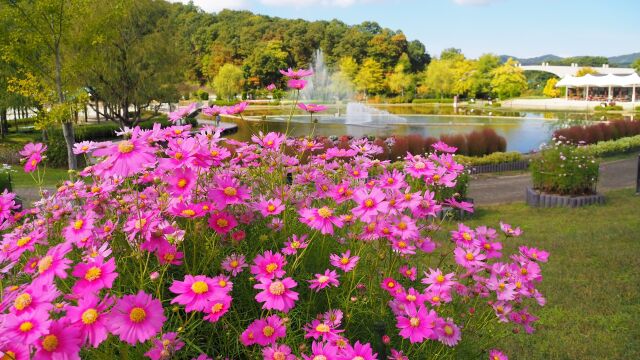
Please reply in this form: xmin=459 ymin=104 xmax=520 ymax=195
xmin=553 ymin=120 xmax=640 ymax=145
xmin=411 ymin=98 xmax=455 ymax=104
xmin=581 ymin=134 xmax=640 ymax=157
xmin=455 ymin=151 xmax=523 ymax=166
xmin=594 ymin=105 xmax=623 ymax=111
xmin=531 ymin=141 xmax=599 ymax=196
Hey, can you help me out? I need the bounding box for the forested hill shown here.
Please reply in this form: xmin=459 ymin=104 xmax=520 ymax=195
xmin=168 ymin=3 xmax=431 ymax=85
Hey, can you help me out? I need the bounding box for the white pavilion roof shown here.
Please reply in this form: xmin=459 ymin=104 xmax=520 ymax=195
xmin=556 ymin=73 xmax=640 ymax=87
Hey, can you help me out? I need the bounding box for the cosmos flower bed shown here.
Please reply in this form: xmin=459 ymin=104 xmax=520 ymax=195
xmin=0 ymin=70 xmax=548 ymax=360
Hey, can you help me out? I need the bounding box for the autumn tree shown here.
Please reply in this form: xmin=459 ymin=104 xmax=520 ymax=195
xmin=354 ymin=58 xmax=385 ymax=95
xmin=543 ymin=78 xmax=561 ymax=97
xmin=490 ymin=58 xmax=528 ymax=99
xmin=214 ymin=64 xmax=244 ymax=100
xmin=575 ymin=67 xmax=598 ymax=77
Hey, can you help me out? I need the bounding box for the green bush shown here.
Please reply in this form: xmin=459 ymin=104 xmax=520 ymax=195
xmin=635 ymin=105 xmax=640 ymax=111
xmin=531 ymin=141 xmax=599 ymax=195
xmin=0 ymin=172 xmax=12 ymax=192
xmin=582 ymin=134 xmax=640 ymax=157
xmin=196 ymin=89 xmax=209 ymax=101
xmin=595 ymin=105 xmax=623 ymax=111
xmin=485 ymin=102 xmax=502 ymax=108
xmin=456 ymin=151 xmax=523 ymax=166
xmin=411 ymin=98 xmax=454 ymax=104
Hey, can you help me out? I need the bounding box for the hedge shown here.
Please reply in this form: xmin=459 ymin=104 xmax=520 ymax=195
xmin=581 ymin=134 xmax=640 ymax=157
xmin=411 ymin=98 xmax=455 ymax=104
xmin=594 ymin=105 xmax=623 ymax=111
xmin=455 ymin=151 xmax=523 ymax=166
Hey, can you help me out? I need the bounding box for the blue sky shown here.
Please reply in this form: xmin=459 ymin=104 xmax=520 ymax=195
xmin=171 ymin=0 xmax=639 ymax=59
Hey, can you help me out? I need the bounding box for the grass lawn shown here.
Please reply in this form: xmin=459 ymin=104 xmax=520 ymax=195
xmin=463 ymin=188 xmax=640 ymax=359
xmin=11 ymin=167 xmax=72 ymax=188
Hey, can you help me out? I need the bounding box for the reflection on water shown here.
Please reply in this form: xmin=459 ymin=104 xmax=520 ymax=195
xmin=221 ymin=106 xmax=635 ymax=154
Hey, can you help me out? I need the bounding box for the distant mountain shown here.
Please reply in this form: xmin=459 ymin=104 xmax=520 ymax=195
xmin=500 ymin=53 xmax=640 ymax=67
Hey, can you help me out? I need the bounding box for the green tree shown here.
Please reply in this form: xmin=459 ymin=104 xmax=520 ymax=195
xmin=470 ymin=53 xmax=501 ymax=97
xmin=1 ymin=0 xmax=87 ymax=169
xmin=419 ymin=59 xmax=455 ymax=98
xmin=633 ymin=58 xmax=640 ymax=74
xmin=354 ymin=58 xmax=385 ymax=95
xmin=490 ymin=58 xmax=528 ymax=99
xmin=243 ymin=40 xmax=290 ymax=88
xmin=337 ymin=56 xmax=359 ymax=81
xmin=387 ymin=56 xmax=413 ymax=96
xmin=213 ymin=63 xmax=244 ymax=100
xmin=543 ymin=78 xmax=561 ymax=98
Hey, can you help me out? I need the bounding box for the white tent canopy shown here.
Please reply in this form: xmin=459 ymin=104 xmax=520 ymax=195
xmin=556 ymin=73 xmax=640 ymax=87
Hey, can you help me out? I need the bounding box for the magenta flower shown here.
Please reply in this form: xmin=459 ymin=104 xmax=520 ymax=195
xmin=249 ymin=315 xmax=286 ymax=346
xmin=254 ymin=197 xmax=285 ymax=217
xmin=454 ymin=246 xmax=487 ymax=270
xmin=341 ymin=341 xmax=378 ymax=360
xmin=286 ymin=78 xmax=307 ymax=90
xmin=251 ymin=131 xmax=286 ymax=151
xmin=399 ymin=264 xmax=417 ymax=281
xmin=107 ymin=291 xmax=166 ymax=345
xmin=280 ymin=68 xmax=313 ymax=79
xmin=165 ymin=167 xmax=196 ymax=196
xmin=0 ymin=343 xmax=29 ymax=360
xmin=66 ymin=293 xmax=113 ymax=348
xmin=308 ymin=269 xmax=340 ymax=292
xmin=36 ymin=243 xmax=72 ymax=282
xmin=34 ymin=319 xmax=82 ymax=360
xmin=71 ymin=257 xmax=118 ymax=294
xmin=221 ymin=253 xmax=248 ymax=277
xmin=20 ymin=143 xmax=47 ymax=173
xmin=254 ymin=277 xmax=299 ymax=313
xmin=10 ymin=280 xmax=59 ymax=315
xmin=201 ymin=105 xmax=225 ymax=117
xmin=299 ymin=206 xmax=343 ymax=235
xmin=207 ymin=211 xmax=238 ymax=235
xmin=3 ymin=308 xmax=51 ymax=344
xmin=208 ymin=174 xmax=250 ymax=207
xmin=500 ymin=221 xmax=523 ymax=237
xmin=63 ymin=211 xmax=95 ymax=247
xmin=168 ymin=103 xmax=196 ymax=123
xmin=422 ymin=268 xmax=456 ymax=291
xmin=303 ymin=319 xmax=344 ymax=342
xmin=352 ymin=187 xmax=388 ymax=222
xmin=93 ymin=129 xmax=156 ymax=177
xmin=297 ymin=103 xmax=328 ymax=113
xmin=489 ymin=349 xmax=509 ymax=360
xmin=263 ymin=344 xmax=296 ymax=360
xmin=281 ymin=234 xmax=308 ymax=255
xmin=73 ymin=141 xmax=98 ymax=155
xmin=169 ymin=275 xmax=219 ymax=312
xmin=396 ymin=304 xmax=438 ymax=343
xmin=250 ymin=250 xmax=287 ymax=280
xmin=301 ymin=341 xmax=338 ymax=360
xmin=432 ymin=141 xmax=457 ymax=153
xmin=436 ymin=319 xmax=461 ymax=346
xmin=519 ymin=246 xmax=549 ymax=262
xmin=329 ymin=250 xmax=359 ymax=272
xmin=203 ymin=294 xmax=232 ymax=323
xmin=144 ymin=332 xmax=184 ymax=360
xmin=224 ymin=102 xmax=248 ymax=115
xmin=265 ymin=83 xmax=277 ymax=92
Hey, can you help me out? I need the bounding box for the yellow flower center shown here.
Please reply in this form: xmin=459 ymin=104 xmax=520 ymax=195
xmin=317 ymin=206 xmax=332 ymax=219
xmin=269 ymin=281 xmax=286 ymax=295
xmin=211 ymin=302 xmax=224 ymax=313
xmin=409 ymin=317 xmax=420 ymax=327
xmin=484 ymin=243 xmax=491 ymax=250
xmin=267 ymin=204 xmax=276 ymax=212
xmin=174 ymin=152 xmax=183 ymax=160
xmin=398 ymin=241 xmax=407 ymax=248
xmin=340 ymin=257 xmax=350 ymax=265
xmin=493 ymin=356 xmax=500 ymax=360
xmin=406 ymin=294 xmax=417 ymax=302
xmin=364 ymin=199 xmax=374 ymax=208
xmin=465 ymin=253 xmax=474 ymax=261
xmin=177 ymin=179 xmax=187 ymax=188
xmin=129 ymin=307 xmax=147 ymax=323
xmin=191 ymin=281 xmax=209 ymax=294
xmin=218 ymin=280 xmax=227 ymax=287
xmin=38 ymin=256 xmax=53 ymax=274
xmin=84 ymin=266 xmax=102 ymax=281
xmin=210 ymin=150 xmax=219 ymax=156
xmin=521 ymin=268 xmax=528 ymax=275
xmin=81 ymin=308 xmax=99 ymax=325
xmin=73 ymin=220 xmax=84 ymax=230
xmin=404 ymin=193 xmax=412 ymax=200
xmin=436 ymin=274 xmax=445 ymax=283
xmin=223 ymin=187 xmax=237 ymax=196
xmin=262 ymin=325 xmax=275 ymax=337
xmin=42 ymin=334 xmax=59 ymax=352
xmin=117 ymin=141 xmax=135 ymax=154
xmin=433 ymin=174 xmax=441 ymax=181
xmin=496 ymin=305 xmax=504 ymax=313
xmin=16 ymin=236 xmax=31 ymax=247
xmin=273 ymin=352 xmax=286 ymax=360
xmin=387 ymin=177 xmax=395 ymax=184
xmin=317 ymin=275 xmax=330 ymax=284
xmin=230 ymin=260 xmax=239 ymax=268
xmin=216 ymin=219 xmax=229 ymax=228
xmin=415 ymin=162 xmax=426 ymax=169
xmin=313 ymin=356 xmax=327 ymax=360
xmin=266 ymin=263 xmax=278 ymax=273
xmin=14 ymin=293 xmax=32 ymax=311
xmin=19 ymin=321 xmax=33 ymax=332
xmin=498 ymin=283 xmax=505 ymax=290
xmin=291 ymin=241 xmax=300 ymax=249
xmin=397 ymin=222 xmax=407 ymax=230
xmin=164 ymin=253 xmax=175 ymax=262
xmin=181 ymin=209 xmax=196 ymax=217
xmin=315 ymin=323 xmax=330 ymax=333
xmin=2 ymin=351 xmax=16 ymax=360
xmin=387 ymin=281 xmax=395 ymax=288
xmin=444 ymin=325 xmax=454 ymax=335
xmin=135 ymin=218 xmax=147 ymax=229
xmin=432 ymin=296 xmax=441 ymax=302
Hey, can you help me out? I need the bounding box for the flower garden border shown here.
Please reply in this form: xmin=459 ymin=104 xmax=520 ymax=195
xmin=525 ymin=187 xmax=605 ymax=208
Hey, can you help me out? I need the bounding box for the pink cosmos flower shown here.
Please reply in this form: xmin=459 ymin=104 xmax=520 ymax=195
xmin=202 ymin=294 xmax=232 ymax=323
xmin=299 ymin=206 xmax=343 ymax=235
xmin=168 ymin=103 xmax=197 ymax=123
xmin=224 ymin=101 xmax=248 ymax=115
xmin=518 ymin=246 xmax=549 ymax=262
xmin=509 ymin=308 xmax=539 ymax=334
xmin=251 ymin=132 xmax=286 ymax=151
xmin=107 ymin=291 xmax=166 ymax=345
xmin=63 ymin=211 xmax=96 ymax=247
xmin=329 ymin=250 xmax=359 ymax=272
xmin=341 ymin=341 xmax=378 ymax=360
xmin=208 ymin=175 xmax=250 ymax=207
xmin=71 ymin=257 xmax=118 ymax=294
xmin=165 ymin=167 xmax=196 ymax=196
xmin=303 ymin=319 xmax=344 ymax=342
xmin=254 ymin=197 xmax=285 ymax=217
xmin=66 ymin=293 xmax=113 ymax=348
xmin=302 ymin=341 xmax=338 ymax=360
xmin=422 ymin=268 xmax=456 ymax=291
xmin=500 ymin=221 xmax=522 ymax=237
xmin=169 ymin=275 xmax=219 ymax=312
xmin=298 ymin=103 xmax=328 ymax=113
xmin=20 ymin=143 xmax=47 ymax=173
xmin=436 ymin=319 xmax=461 ymax=346
xmin=396 ymin=304 xmax=438 ymax=343
xmin=389 ymin=349 xmax=409 ymax=360
xmin=489 ymin=349 xmax=509 ymax=360
xmin=36 ymin=243 xmax=72 ymax=282
xmin=254 ymin=277 xmax=299 ymax=313
xmin=0 ymin=343 xmax=29 ymax=360
xmin=9 ymin=280 xmax=59 ymax=315
xmin=248 ymin=315 xmax=286 ymax=346
xmin=92 ymin=128 xmax=156 ymax=177
xmin=279 ymin=68 xmax=313 ymax=79
xmin=263 ymin=344 xmax=296 ymax=360
xmin=221 ymin=253 xmax=248 ymax=277
xmin=144 ymin=332 xmax=185 ymax=360
xmin=399 ymin=265 xmax=417 ymax=281
xmin=3 ymin=308 xmax=51 ymax=344
xmin=208 ymin=211 xmax=238 ymax=234
xmin=250 ymin=250 xmax=287 ymax=280
xmin=381 ymin=277 xmax=403 ymax=295
xmin=201 ymin=105 xmax=225 ymax=117
xmin=34 ymin=319 xmax=82 ymax=360
xmin=73 ymin=141 xmax=98 ymax=155
xmin=286 ymin=79 xmax=307 ymax=90
xmin=432 ymin=141 xmax=457 ymax=153
xmin=281 ymin=234 xmax=308 ymax=255
xmin=266 ymin=83 xmax=277 ymax=92
xmin=454 ymin=246 xmax=487 ymax=270
xmin=352 ymin=187 xmax=388 ymax=222
xmin=308 ymin=269 xmax=340 ymax=292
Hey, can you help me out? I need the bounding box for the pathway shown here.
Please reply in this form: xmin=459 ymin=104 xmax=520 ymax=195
xmin=469 ymin=154 xmax=639 ymax=205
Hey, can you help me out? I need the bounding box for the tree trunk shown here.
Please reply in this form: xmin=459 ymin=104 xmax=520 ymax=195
xmin=84 ymin=104 xmax=88 ymax=122
xmin=95 ymin=100 xmax=100 ymax=122
xmin=0 ymin=108 xmax=7 ymax=139
xmin=54 ymin=42 xmax=77 ymax=170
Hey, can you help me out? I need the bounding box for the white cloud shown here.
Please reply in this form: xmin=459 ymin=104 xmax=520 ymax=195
xmin=259 ymin=0 xmax=372 ymax=7
xmin=452 ymin=0 xmax=497 ymax=5
xmin=167 ymin=0 xmax=249 ymax=13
